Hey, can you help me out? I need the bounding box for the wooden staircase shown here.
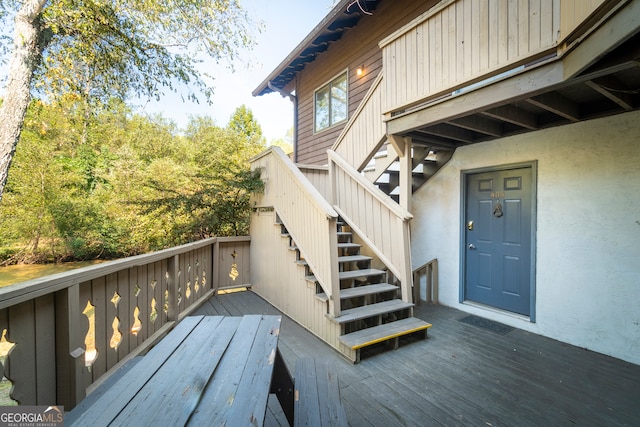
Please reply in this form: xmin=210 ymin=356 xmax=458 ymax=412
xmin=364 ymin=146 xmax=454 ymax=202
xmin=282 ymin=218 xmax=431 ymax=363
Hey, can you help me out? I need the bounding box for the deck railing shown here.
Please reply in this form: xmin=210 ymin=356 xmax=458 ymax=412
xmin=251 ymin=147 xmax=341 ymax=316
xmin=380 ymin=0 xmax=608 ymax=114
xmin=0 ymin=236 xmax=250 ymax=409
xmin=332 ymin=71 xmax=386 ymax=172
xmin=328 ymin=150 xmax=414 ymax=302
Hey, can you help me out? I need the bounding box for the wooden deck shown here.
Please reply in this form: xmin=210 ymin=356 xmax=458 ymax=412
xmin=194 ymin=290 xmax=640 ymax=426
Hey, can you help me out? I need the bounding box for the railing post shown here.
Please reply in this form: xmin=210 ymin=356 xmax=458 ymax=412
xmin=328 ymin=217 xmax=341 ymax=318
xmin=400 ymin=221 xmax=414 ymax=303
xmin=327 ymin=157 xmax=341 ymax=318
xmin=213 ymin=239 xmax=220 ymax=292
xmin=55 ymin=283 xmax=88 ymax=409
xmin=397 ymin=136 xmax=413 ymax=211
xmin=328 ymin=156 xmax=337 ymax=207
xmin=167 ymin=255 xmax=180 ymax=321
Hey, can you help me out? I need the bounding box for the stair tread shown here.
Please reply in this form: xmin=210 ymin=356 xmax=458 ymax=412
xmin=338 ymin=317 xmax=432 ymax=350
xmin=339 ymin=268 xmax=385 ymax=280
xmin=338 ymin=255 xmax=372 ymax=263
xmin=331 ymin=300 xmax=414 ymax=324
xmin=306 ymin=268 xmax=384 ymax=283
xmin=338 ymin=242 xmax=361 ymax=248
xmin=340 ymin=283 xmax=398 ymax=298
xmin=299 ymin=260 xmax=373 ymax=269
xmin=315 ymin=283 xmax=399 ymax=302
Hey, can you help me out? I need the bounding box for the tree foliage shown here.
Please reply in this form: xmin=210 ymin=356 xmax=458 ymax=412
xmin=0 ymin=0 xmax=258 ymax=202
xmin=0 ymin=101 xmax=265 ymax=264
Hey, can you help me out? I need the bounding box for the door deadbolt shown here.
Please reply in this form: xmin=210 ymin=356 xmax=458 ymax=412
xmin=467 ymin=221 xmax=474 ymax=231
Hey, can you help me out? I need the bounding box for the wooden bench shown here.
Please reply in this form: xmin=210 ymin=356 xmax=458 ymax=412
xmin=294 ymin=358 xmax=347 ymax=427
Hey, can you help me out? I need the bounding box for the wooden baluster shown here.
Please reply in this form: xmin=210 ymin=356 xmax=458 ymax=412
xmin=3 ymin=295 xmax=57 ymax=405
xmin=136 ymin=265 xmax=149 ymax=345
xmin=213 ymin=240 xmax=220 ymax=292
xmin=178 ymin=254 xmax=185 ymax=313
xmin=55 ymin=283 xmax=88 ymax=409
xmin=0 ymin=309 xmax=16 ymax=404
xmin=105 ymin=273 xmax=120 ymax=371
xmin=167 ymin=255 xmax=180 ymax=321
xmin=6 ymin=301 xmax=36 ymax=404
xmin=116 ymin=270 xmax=131 ymax=359
xmin=91 ymin=276 xmax=108 ymax=380
xmin=79 ymin=283 xmax=95 ymax=388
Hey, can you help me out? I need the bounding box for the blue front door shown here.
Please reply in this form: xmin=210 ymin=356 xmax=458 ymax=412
xmin=464 ymin=167 xmax=533 ymax=316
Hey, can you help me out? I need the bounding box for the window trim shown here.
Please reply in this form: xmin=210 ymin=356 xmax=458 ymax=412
xmin=313 ymin=69 xmax=349 ymax=134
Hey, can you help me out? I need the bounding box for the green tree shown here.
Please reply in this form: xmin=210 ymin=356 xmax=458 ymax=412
xmin=0 ymin=0 xmax=257 ymax=203
xmin=0 ymin=97 xmax=118 ymax=262
xmin=0 ymin=100 xmax=266 ymax=263
xmin=139 ymin=113 xmax=265 ymax=240
xmin=228 ymin=104 xmax=264 ymax=142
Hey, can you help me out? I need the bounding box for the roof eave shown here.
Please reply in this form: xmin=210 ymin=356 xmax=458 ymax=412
xmin=252 ymin=0 xmax=371 ymax=97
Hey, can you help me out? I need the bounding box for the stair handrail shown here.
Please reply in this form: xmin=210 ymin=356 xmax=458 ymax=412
xmin=328 ymin=149 xmax=414 ymax=302
xmin=251 ymin=147 xmax=341 ymax=315
xmin=332 ymin=71 xmax=387 ymax=171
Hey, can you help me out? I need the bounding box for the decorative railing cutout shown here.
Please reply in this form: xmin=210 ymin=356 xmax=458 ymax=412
xmin=150 ymin=298 xmax=158 ymax=324
xmin=110 ymin=317 xmax=122 ymax=350
xmin=131 ymin=307 xmax=142 ymax=336
xmin=229 ymin=250 xmax=239 ymax=281
xmin=82 ymin=301 xmax=97 ymax=368
xmin=111 ymin=291 xmax=121 ymax=308
xmin=0 ymin=329 xmax=16 ymax=405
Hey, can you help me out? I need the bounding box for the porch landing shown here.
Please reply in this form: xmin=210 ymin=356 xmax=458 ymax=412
xmin=194 ymin=290 xmax=640 ymax=426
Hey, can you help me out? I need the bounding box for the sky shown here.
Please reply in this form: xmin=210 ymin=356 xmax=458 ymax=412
xmin=141 ymin=1 xmax=335 ymax=142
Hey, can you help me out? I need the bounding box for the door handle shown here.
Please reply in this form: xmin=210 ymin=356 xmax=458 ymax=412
xmin=468 ymin=244 xmax=476 ymax=250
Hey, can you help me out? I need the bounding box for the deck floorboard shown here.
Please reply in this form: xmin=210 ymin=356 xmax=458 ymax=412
xmin=193 ymin=290 xmax=640 ymax=427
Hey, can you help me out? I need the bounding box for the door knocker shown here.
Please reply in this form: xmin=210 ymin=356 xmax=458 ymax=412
xmin=493 ymin=202 xmax=503 ymax=218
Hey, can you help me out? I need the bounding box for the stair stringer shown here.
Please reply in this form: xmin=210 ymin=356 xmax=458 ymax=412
xmin=251 ymin=146 xmax=341 ymax=315
xmin=249 ymin=208 xmax=354 ymax=360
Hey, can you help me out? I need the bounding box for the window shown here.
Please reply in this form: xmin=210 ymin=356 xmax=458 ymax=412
xmin=314 ymin=71 xmax=348 ymax=132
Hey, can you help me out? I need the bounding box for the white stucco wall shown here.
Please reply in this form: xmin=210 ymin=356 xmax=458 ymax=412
xmin=411 ymin=110 xmax=640 ymax=365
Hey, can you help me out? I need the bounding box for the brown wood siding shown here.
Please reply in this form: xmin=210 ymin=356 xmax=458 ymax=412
xmin=293 ymin=0 xmax=439 ymax=165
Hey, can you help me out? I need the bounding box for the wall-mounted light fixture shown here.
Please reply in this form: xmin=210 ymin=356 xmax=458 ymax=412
xmin=356 ymin=66 xmax=364 ymax=77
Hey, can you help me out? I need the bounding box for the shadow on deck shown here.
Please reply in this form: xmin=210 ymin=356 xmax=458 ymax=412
xmin=194 ymin=289 xmax=640 ymax=426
